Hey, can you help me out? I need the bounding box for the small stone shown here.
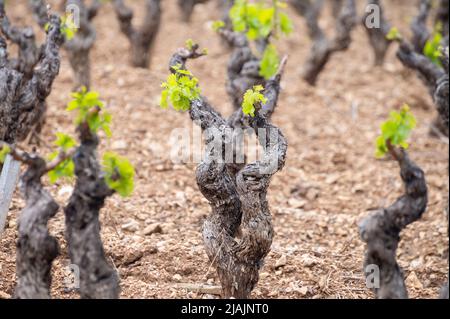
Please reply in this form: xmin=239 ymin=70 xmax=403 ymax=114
xmin=136 ymin=213 xmax=147 ymax=221
xmin=58 ymin=185 xmax=73 ymax=197
xmin=406 ymin=272 xmax=423 ymax=289
xmin=288 ymin=198 xmax=306 ymax=209
xmin=306 ymin=188 xmax=320 ymax=201
xmin=325 ymin=174 xmax=339 ymax=185
xmin=121 ymin=220 xmax=139 ymax=232
xmin=172 ymin=274 xmax=182 ymax=282
xmin=300 ymin=254 xmax=317 ymax=267
xmin=8 ymin=219 xmax=16 ymax=229
xmin=122 ymin=250 xmax=144 ymax=266
xmin=141 ymin=223 xmax=163 ymax=236
xmin=112 ymin=140 xmax=127 ymax=150
xmin=298 ymin=286 xmax=308 ymax=296
xmin=275 ymin=255 xmax=287 ymax=269
xmin=174 ymin=191 xmax=187 ymax=206
xmin=0 ymin=291 xmax=10 ymax=299
xmin=260 ymin=272 xmax=270 ymax=279
xmin=409 ymin=257 xmax=423 ymax=270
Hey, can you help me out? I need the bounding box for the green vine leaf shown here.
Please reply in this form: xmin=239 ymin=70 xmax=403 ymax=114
xmin=0 ymin=144 xmax=11 ymax=164
xmin=386 ymin=27 xmax=402 ymax=41
xmin=45 ymin=13 xmax=78 ymax=40
xmin=229 ymin=0 xmax=292 ymax=41
xmin=260 ymin=44 xmax=280 ymax=79
xmin=160 ymin=65 xmax=201 ymax=112
xmin=375 ymin=104 xmax=417 ymax=158
xmin=67 ymin=87 xmax=112 ymax=137
xmin=242 ymin=85 xmax=268 ymax=117
xmin=102 ymin=152 xmax=135 ymax=197
xmin=212 ymin=20 xmax=226 ymax=32
xmin=47 ymin=133 xmax=77 ymax=184
xmin=423 ymin=23 xmax=443 ymax=67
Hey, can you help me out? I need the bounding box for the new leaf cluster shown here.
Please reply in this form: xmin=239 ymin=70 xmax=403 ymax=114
xmin=67 ymin=87 xmax=112 ymax=137
xmin=242 ymin=85 xmax=268 ymax=117
xmin=225 ymin=0 xmax=293 ymax=79
xmin=160 ymin=65 xmax=201 ymax=112
xmin=375 ymin=104 xmax=417 ymax=158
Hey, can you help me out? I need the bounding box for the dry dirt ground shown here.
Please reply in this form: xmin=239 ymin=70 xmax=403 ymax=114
xmin=0 ymin=0 xmax=448 ymax=299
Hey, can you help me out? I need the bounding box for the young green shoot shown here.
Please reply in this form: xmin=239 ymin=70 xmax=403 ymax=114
xmin=229 ymin=0 xmax=292 ymax=41
xmin=160 ymin=64 xmax=201 ymax=112
xmin=47 ymin=133 xmax=77 ymax=184
xmin=242 ymin=85 xmax=267 ymax=117
xmin=225 ymin=0 xmax=292 ymax=79
xmin=102 ymin=152 xmax=135 ymax=197
xmin=67 ymin=87 xmax=112 ymax=137
xmin=45 ymin=12 xmax=78 ymax=41
xmin=386 ymin=27 xmax=403 ymax=42
xmin=260 ymin=44 xmax=280 ymax=79
xmin=423 ymin=23 xmax=443 ymax=67
xmin=375 ymin=104 xmax=417 ymax=158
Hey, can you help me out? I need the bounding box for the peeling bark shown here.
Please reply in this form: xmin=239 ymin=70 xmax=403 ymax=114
xmin=363 ymin=0 xmax=391 ymax=66
xmin=0 ymin=14 xmax=62 ymax=145
xmin=64 ymin=123 xmax=120 ymax=299
xmin=359 ymin=146 xmax=428 ymax=299
xmin=291 ymin=0 xmax=357 ymax=85
xmin=14 ymin=154 xmax=59 ymax=299
xmin=113 ymin=0 xmax=161 ymax=68
xmin=0 ymin=0 xmax=42 ymax=77
xmin=168 ymin=46 xmax=287 ymax=298
xmin=178 ymin=0 xmax=209 ymax=22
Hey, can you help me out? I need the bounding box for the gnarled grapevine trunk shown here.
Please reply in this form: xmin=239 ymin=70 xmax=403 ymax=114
xmin=15 ymin=155 xmax=59 ymax=299
xmin=64 ymin=0 xmax=101 ymax=90
xmin=168 ymin=46 xmax=287 ymax=298
xmin=113 ymin=0 xmax=161 ymax=68
xmin=359 ymin=146 xmax=428 ymax=299
xmin=0 ymin=0 xmax=42 ymax=77
xmin=64 ymin=123 xmax=120 ymax=299
xmin=0 ymin=14 xmax=62 ymax=145
xmin=291 ymin=0 xmax=356 ymax=85
xmin=29 ymin=0 xmax=101 ymax=90
xmin=394 ymin=1 xmax=448 ymax=137
xmin=363 ymin=0 xmax=391 ymax=66
xmin=396 ymin=41 xmax=449 ymax=137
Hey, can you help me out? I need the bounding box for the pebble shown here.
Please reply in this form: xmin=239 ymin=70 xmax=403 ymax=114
xmin=121 ymin=220 xmax=139 ymax=232
xmin=275 ymin=255 xmax=287 ymax=269
xmin=141 ymin=223 xmax=163 ymax=236
xmin=0 ymin=291 xmax=10 ymax=299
